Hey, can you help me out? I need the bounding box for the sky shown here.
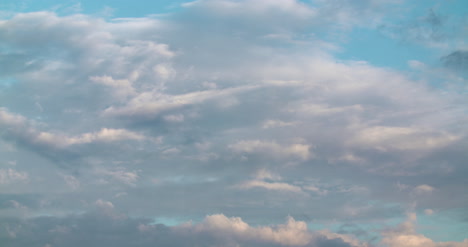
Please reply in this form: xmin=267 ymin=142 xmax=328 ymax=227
xmin=0 ymin=0 xmax=467 ymax=246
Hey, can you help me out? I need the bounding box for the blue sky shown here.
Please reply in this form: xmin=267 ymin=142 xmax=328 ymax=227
xmin=0 ymin=1 xmax=467 ymax=247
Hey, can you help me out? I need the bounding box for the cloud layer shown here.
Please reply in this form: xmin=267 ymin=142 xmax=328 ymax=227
xmin=0 ymin=0 xmax=467 ymax=246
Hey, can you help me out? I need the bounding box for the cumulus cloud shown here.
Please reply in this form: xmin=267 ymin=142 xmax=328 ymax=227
xmin=182 ymin=214 xmax=315 ymax=246
xmin=381 ymin=213 xmax=468 ymax=247
xmin=0 ymin=212 xmax=367 ymax=247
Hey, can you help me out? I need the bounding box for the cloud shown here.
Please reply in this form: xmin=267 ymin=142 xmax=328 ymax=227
xmin=0 ymin=212 xmax=367 ymax=247
xmin=60 ymin=174 xmax=80 ymax=190
xmin=380 ymin=213 xmax=468 ymax=247
xmin=95 ymin=167 xmax=139 ymax=186
xmin=0 ymin=1 xmax=467 ymax=245
xmin=103 ymin=85 xmax=258 ymax=119
xmin=0 ymin=169 xmax=28 ymax=185
xmin=351 ymin=126 xmax=459 ymax=151
xmin=378 ymin=8 xmax=448 ymax=48
xmin=413 ymin=184 xmax=435 ymax=195
xmin=303 ymin=185 xmax=328 ymax=196
xmin=424 ymin=209 xmax=434 ymax=215
xmin=254 ymin=168 xmax=283 ymax=181
xmin=229 ymin=140 xmax=312 ymax=161
xmin=236 ymin=180 xmax=304 ymax=194
xmin=441 ymin=50 xmax=468 ymax=73
xmin=235 ymin=169 xmax=306 ymax=194
xmin=262 ymin=119 xmax=299 ymax=129
xmin=184 ymin=214 xmax=315 ymax=246
xmin=89 ymin=75 xmax=136 ymax=99
xmin=0 ymin=108 xmax=145 ymax=150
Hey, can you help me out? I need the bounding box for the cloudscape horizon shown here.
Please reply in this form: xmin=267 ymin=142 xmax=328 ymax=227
xmin=1 ymin=1 xmax=467 ymax=246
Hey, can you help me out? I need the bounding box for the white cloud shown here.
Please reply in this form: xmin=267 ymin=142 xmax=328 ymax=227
xmin=0 ymin=107 xmax=26 ymax=126
xmin=380 ymin=213 xmax=468 ymax=247
xmin=290 ymin=104 xmax=364 ymax=116
xmin=262 ymin=119 xmax=299 ymax=129
xmin=254 ymin=168 xmax=282 ymax=181
xmin=95 ymin=167 xmax=139 ymax=186
xmin=93 ymin=199 xmax=125 ymax=220
xmin=163 ymin=114 xmax=185 ymax=123
xmin=0 ymin=168 xmax=28 ymax=184
xmin=8 ymin=200 xmax=28 ymax=210
xmin=60 ymin=174 xmax=80 ymax=190
xmin=89 ymin=75 xmax=136 ymax=99
xmin=177 ymin=214 xmax=366 ymax=247
xmin=303 ymin=185 xmax=328 ymax=196
xmin=424 ymin=209 xmax=434 ymax=215
xmin=0 ymin=108 xmax=145 ymax=149
xmin=351 ymin=126 xmax=459 ymax=151
xmin=95 ymin=199 xmax=114 ymax=210
xmin=183 ymin=0 xmax=316 ymax=20
xmin=34 ymin=127 xmax=145 ymax=148
xmin=103 ymin=85 xmax=257 ymax=118
xmin=236 ymin=180 xmax=304 ymax=194
xmin=229 ymin=140 xmax=311 ymax=161
xmin=413 ymin=184 xmax=435 ymax=195
xmin=0 ymin=2 xmax=466 ymax=244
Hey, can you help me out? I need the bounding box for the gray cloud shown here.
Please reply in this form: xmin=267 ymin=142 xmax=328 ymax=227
xmin=441 ymin=50 xmax=468 ymax=73
xmin=2 ymin=210 xmax=466 ymax=247
xmin=0 ymin=0 xmax=467 ymax=246
xmin=0 ymin=211 xmax=366 ymax=247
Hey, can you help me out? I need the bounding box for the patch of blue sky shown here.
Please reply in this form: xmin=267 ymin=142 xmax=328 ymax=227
xmin=432 ymin=0 xmax=468 ymax=17
xmin=0 ymin=77 xmax=17 ymax=88
xmin=337 ymin=0 xmax=466 ymax=71
xmin=307 ymin=220 xmax=384 ymax=243
xmin=336 ymin=27 xmax=435 ymax=71
xmin=0 ymin=0 xmax=191 ymax=17
xmin=417 ymin=209 xmax=468 ymax=242
xmin=399 ymin=0 xmax=466 ymax=18
xmin=152 ymin=216 xmax=188 ymax=226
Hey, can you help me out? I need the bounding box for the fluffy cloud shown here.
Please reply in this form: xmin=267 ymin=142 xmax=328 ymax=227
xmin=381 ymin=213 xmax=468 ymax=247
xmin=3 ymin=210 xmax=466 ymax=247
xmin=0 ymin=212 xmax=367 ymax=247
